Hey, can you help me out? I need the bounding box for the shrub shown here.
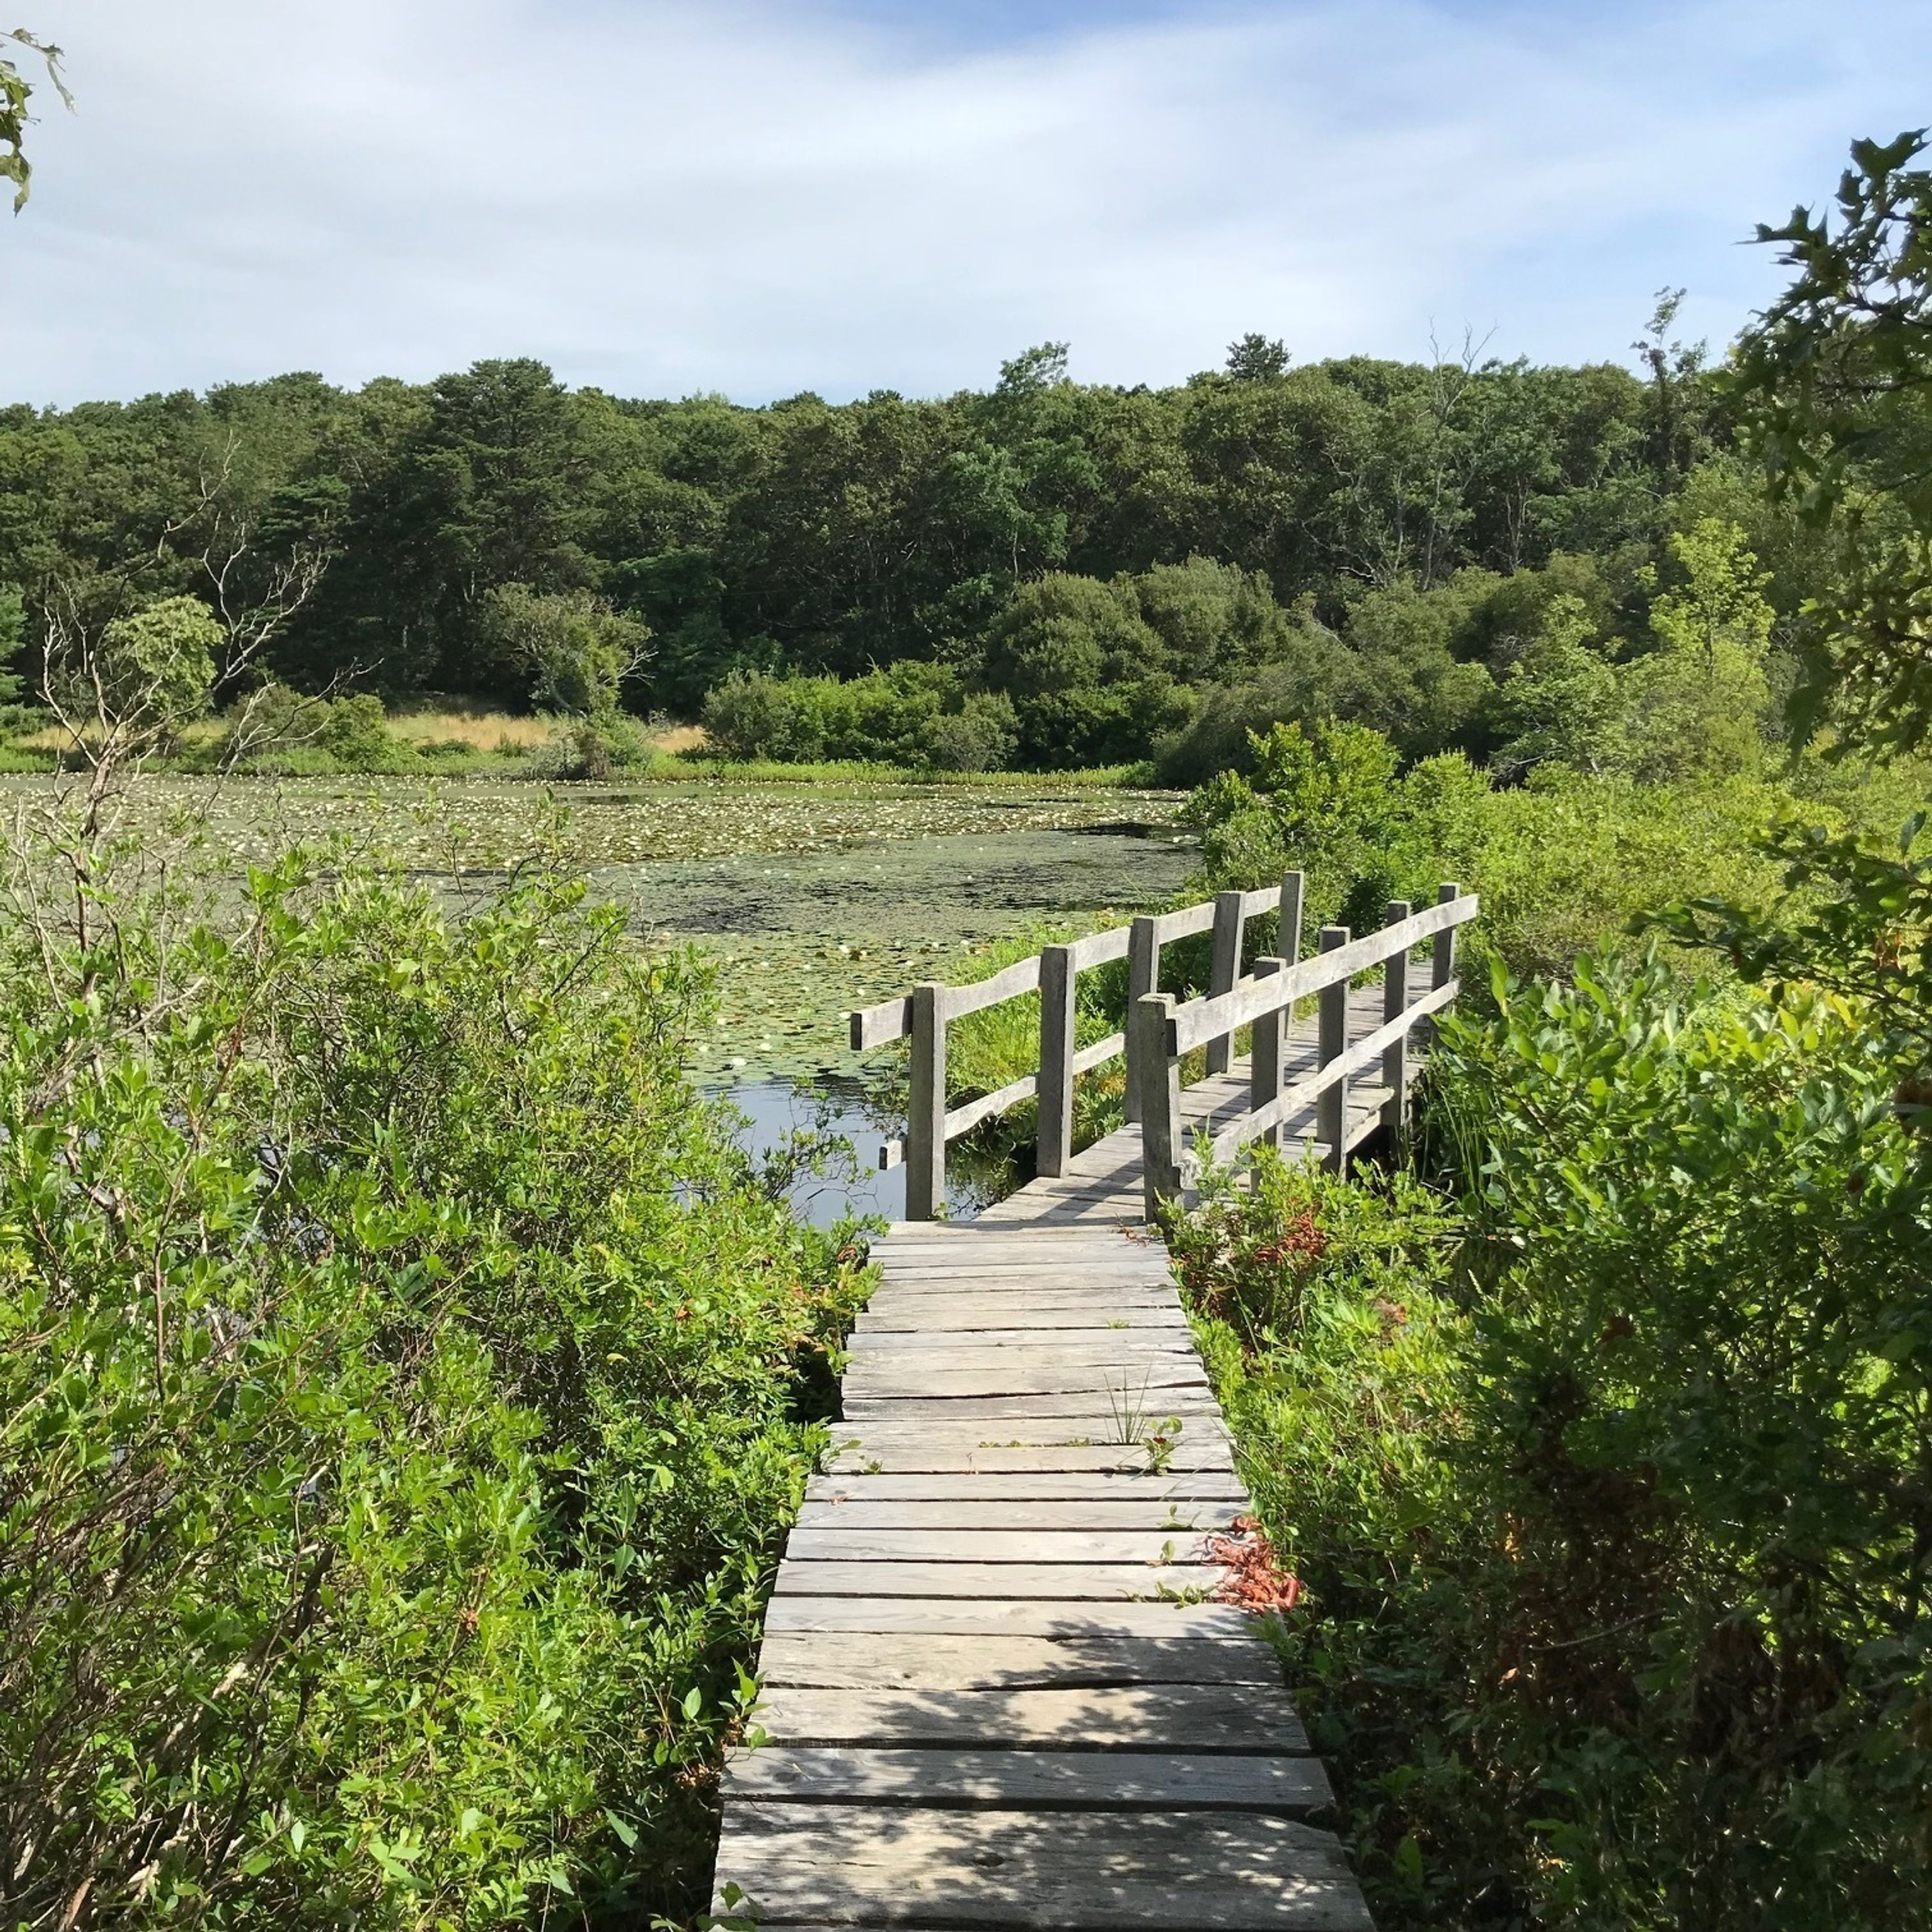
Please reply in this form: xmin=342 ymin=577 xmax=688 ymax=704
xmin=0 ymin=581 xmax=43 ymax=737
xmin=700 ymin=663 xmax=1006 ymax=771
xmin=480 ymin=585 xmax=652 ymax=721
xmin=0 ymin=784 xmax=866 ymax=1925
xmin=926 ymin=690 xmax=1018 ymax=773
xmin=1174 ymin=715 xmax=1912 ymax=982
xmin=1172 ymin=949 xmax=1932 ymax=1929
xmin=48 ymin=596 xmax=221 ymax=744
xmin=980 ymin=574 xmax=1190 ymax=768
xmin=218 ymin=685 xmax=414 ymax=774
xmin=315 ymin=690 xmax=394 ymax=770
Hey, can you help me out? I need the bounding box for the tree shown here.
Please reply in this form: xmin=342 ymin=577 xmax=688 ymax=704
xmin=479 ymin=585 xmax=649 ymax=719
xmin=1340 ymin=573 xmax=1497 ymax=759
xmin=1489 ymin=592 xmax=1620 ymax=777
xmin=0 ymin=580 xmax=25 ymax=702
xmin=1183 ymin=717 xmax=1415 ymax=928
xmin=978 ymin=572 xmax=1183 ymax=767
xmin=1632 ymin=288 xmax=1710 ymax=477
xmin=2 ymin=27 xmax=67 ymax=211
xmin=1731 ymin=129 xmax=1932 ymax=752
xmin=1615 ymin=520 xmax=1774 ymax=781
xmin=1226 ymin=334 xmax=1290 ymax=383
xmin=92 ymin=596 xmax=221 ymax=734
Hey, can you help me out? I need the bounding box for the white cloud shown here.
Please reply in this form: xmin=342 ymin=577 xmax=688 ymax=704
xmin=3 ymin=0 xmax=1927 ymax=404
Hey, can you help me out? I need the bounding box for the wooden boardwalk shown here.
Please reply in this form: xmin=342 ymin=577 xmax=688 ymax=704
xmin=711 ymin=879 xmax=1484 ymax=1925
xmin=711 ymin=1013 xmax=1387 ymax=1927
xmin=980 ymin=985 xmax=1393 ymax=1228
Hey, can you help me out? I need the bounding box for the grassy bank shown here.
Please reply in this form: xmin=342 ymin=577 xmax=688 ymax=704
xmin=4 ymin=702 xmax=1157 ymax=790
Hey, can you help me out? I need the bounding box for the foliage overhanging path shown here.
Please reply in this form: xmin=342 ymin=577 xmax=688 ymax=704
xmin=712 ymin=1218 xmax=1372 ymax=1929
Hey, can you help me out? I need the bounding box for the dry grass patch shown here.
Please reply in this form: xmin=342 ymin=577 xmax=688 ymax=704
xmin=386 ymin=707 xmax=557 ymax=752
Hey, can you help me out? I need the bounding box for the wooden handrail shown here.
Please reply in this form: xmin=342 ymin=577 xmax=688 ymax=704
xmin=848 ymin=881 xmax=1299 ymax=1217
xmin=1165 ymin=893 xmax=1478 ymax=1056
xmin=844 ymin=870 xmax=1454 ymax=1222
xmin=1135 ymin=883 xmax=1478 ymax=1218
xmin=1206 ymin=977 xmax=1460 ymax=1163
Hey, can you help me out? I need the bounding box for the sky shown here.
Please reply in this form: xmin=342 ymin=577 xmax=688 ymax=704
xmin=1 ymin=0 xmax=1926 ymax=407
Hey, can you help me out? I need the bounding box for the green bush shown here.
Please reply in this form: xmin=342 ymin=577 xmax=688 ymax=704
xmin=980 ymin=574 xmax=1191 ymax=768
xmin=700 ymin=662 xmax=1003 ymax=771
xmin=1171 ymin=947 xmax=1932 ymax=1929
xmin=1176 ymin=716 xmax=1930 ymax=983
xmin=0 ymin=580 xmax=44 ymax=737
xmin=315 ymin=690 xmax=395 ymax=770
xmin=479 ymin=585 xmax=652 ymax=721
xmin=0 ymin=793 xmax=867 ymax=1925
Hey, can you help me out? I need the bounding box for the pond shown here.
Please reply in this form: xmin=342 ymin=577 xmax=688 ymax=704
xmin=0 ymin=771 xmax=1195 ymax=1221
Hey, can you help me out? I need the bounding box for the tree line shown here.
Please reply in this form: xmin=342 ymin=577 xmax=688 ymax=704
xmin=2 ymin=303 xmax=1810 ymax=776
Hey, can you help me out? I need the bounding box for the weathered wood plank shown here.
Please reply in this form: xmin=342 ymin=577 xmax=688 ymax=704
xmin=839 ymin=1395 xmax=1223 ymax=1422
xmin=782 ymin=1528 xmax=1217 ymax=1564
xmin=881 ymin=1229 xmax=1159 ymax=1244
xmin=755 ymin=1631 xmax=1276 ymax=1688
xmin=802 ymin=1472 xmax=1249 ymax=1503
xmin=824 ymin=1422 xmax=1225 ymax=1445
xmin=856 ymin=1306 xmax=1190 ymax=1331
xmin=828 ymin=1410 xmax=1228 ymax=1440
xmin=862 ymin=1292 xmax=1182 ymax=1314
xmin=821 ymin=1440 xmax=1235 ymax=1474
xmin=772 ymin=1560 xmax=1224 ymax=1599
xmin=869 ymin=1272 xmax=1175 ymax=1293
xmin=793 ymin=1498 xmax=1244 ymax=1532
xmin=711 ymin=1807 xmax=1374 ymax=1929
xmin=753 ymin=1683 xmax=1308 ymax=1752
xmin=875 ymin=1237 xmax=1150 ymax=1256
xmin=761 ymin=1595 xmax=1267 ymax=1638
xmin=845 ymin=1363 xmax=1209 ymax=1399
xmin=725 ymin=1745 xmax=1332 ymax=1813
xmin=847 ymin=1341 xmax=1201 ymax=1369
xmin=851 ymin=1328 xmax=1193 ymax=1351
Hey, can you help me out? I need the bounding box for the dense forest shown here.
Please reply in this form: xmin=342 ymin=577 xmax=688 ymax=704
xmin=0 ymin=294 xmax=1820 ymax=781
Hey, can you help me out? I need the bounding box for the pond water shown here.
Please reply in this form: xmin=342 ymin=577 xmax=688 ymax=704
xmin=601 ymin=819 xmax=1195 ymax=1083
xmin=711 ymin=1077 xmax=1004 ymax=1229
xmin=689 ymin=814 xmax=1198 ymax=1223
xmin=1 ymin=772 xmax=1195 ymax=1218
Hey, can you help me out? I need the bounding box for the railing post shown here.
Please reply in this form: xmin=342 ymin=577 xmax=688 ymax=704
xmin=1136 ymin=992 xmax=1182 ymax=1224
xmin=905 ymin=981 xmax=948 ymax=1221
xmin=1278 ymin=870 xmax=1305 ymax=968
xmin=1124 ymin=916 xmax=1159 ymax=1124
xmin=1316 ymin=926 xmax=1350 ymax=1175
xmin=1249 ymin=956 xmax=1285 ymax=1152
xmin=1036 ymin=943 xmax=1077 ymax=1180
xmin=1381 ymin=900 xmax=1412 ymax=1140
xmin=1204 ymin=890 xmax=1245 ymax=1076
xmin=1432 ymin=881 xmax=1462 ymax=991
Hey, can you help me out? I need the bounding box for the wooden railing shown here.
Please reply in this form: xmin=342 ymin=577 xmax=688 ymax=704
xmin=1134 ymin=882 xmax=1480 ymax=1221
xmin=848 ymin=873 xmax=1311 ymax=1221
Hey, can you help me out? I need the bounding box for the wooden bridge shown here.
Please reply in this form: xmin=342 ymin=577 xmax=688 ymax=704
xmin=712 ymin=875 xmax=1479 ymax=1929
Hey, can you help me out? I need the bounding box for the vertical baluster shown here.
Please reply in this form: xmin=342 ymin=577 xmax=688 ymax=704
xmin=1316 ymin=926 xmax=1350 ymax=1175
xmin=1035 ymin=943 xmax=1076 ymax=1180
xmin=1380 ymin=900 xmax=1412 ymax=1140
xmin=1124 ymin=916 xmax=1159 ymax=1124
xmin=1203 ymin=891 xmax=1245 ymax=1076
xmin=1278 ymin=870 xmax=1305 ymax=968
xmin=1432 ymin=881 xmax=1462 ymax=992
xmin=1136 ymin=992 xmax=1182 ymax=1223
xmin=905 ymin=981 xmax=948 ymax=1221
xmin=1249 ymin=956 xmax=1285 ymax=1154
